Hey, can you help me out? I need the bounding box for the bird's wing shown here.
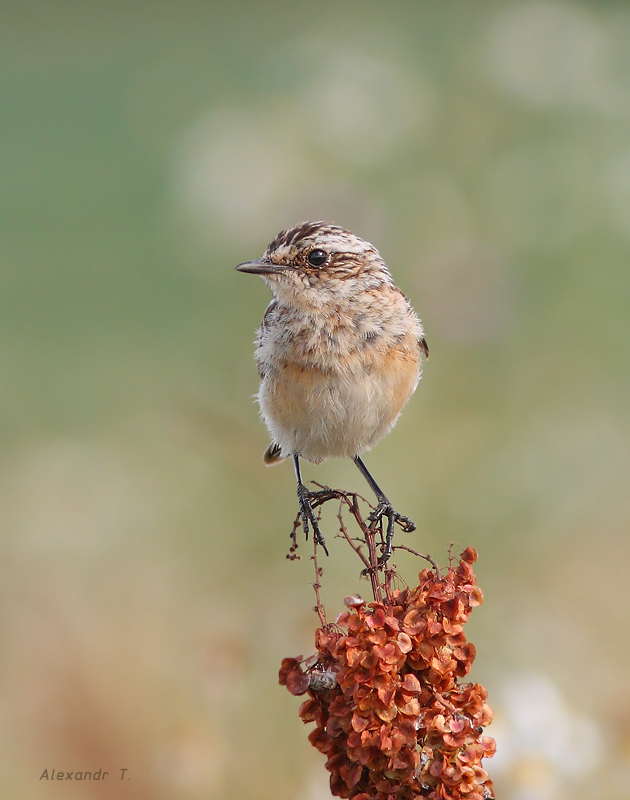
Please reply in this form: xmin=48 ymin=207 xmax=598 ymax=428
xmin=258 ymin=299 xmax=278 ymax=337
xmin=255 ymin=300 xmax=278 ymax=378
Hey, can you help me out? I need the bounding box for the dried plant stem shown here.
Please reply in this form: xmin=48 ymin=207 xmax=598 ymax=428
xmin=311 ymin=527 xmax=327 ymax=627
xmin=336 ymin=498 xmax=383 ymax=604
xmin=392 ymin=543 xmax=441 ymax=577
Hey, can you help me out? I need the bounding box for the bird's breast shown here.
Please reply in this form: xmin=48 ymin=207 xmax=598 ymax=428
xmin=256 ymin=330 xmax=421 ymax=460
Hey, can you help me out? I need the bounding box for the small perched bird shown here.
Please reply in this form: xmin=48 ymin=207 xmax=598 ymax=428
xmin=236 ymin=221 xmax=428 ymax=563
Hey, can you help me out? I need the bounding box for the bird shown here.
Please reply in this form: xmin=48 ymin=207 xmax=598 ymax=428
xmin=236 ymin=221 xmax=428 ymax=564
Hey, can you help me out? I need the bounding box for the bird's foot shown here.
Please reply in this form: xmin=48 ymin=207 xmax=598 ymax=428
xmin=368 ymin=502 xmax=416 ymax=566
xmin=369 ymin=502 xmax=416 ymax=533
xmin=297 ymin=483 xmax=329 ymax=555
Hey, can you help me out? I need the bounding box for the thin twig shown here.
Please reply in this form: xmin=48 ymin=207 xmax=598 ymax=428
xmin=312 ymin=532 xmax=327 ymax=627
xmin=394 ymin=544 xmax=440 ymax=577
xmin=287 ymin=516 xmax=302 ymax=561
xmin=311 ymin=482 xmax=373 ymax=510
xmin=336 ymin=502 xmax=370 ymax=571
xmin=346 ymin=494 xmax=384 ymax=603
xmin=383 ymin=565 xmax=397 ymax=604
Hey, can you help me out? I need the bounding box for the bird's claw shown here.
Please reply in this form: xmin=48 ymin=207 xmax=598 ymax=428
xmin=297 ymin=484 xmax=329 ymax=555
xmin=368 ymin=502 xmax=416 ymax=565
xmin=368 ymin=503 xmax=416 ymax=533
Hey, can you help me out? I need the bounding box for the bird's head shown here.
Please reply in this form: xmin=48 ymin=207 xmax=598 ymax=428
xmin=236 ymin=221 xmax=394 ymax=308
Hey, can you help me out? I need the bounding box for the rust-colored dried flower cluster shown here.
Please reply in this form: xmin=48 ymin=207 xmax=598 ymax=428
xmin=279 ymin=547 xmax=495 ymax=800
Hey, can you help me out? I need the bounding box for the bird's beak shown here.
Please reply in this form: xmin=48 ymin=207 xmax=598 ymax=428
xmin=235 ymin=259 xmax=292 ymax=275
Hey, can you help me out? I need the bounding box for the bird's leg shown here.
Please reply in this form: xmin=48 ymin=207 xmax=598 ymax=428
xmin=293 ymin=454 xmax=329 ymax=555
xmin=353 ymin=455 xmax=416 ymax=565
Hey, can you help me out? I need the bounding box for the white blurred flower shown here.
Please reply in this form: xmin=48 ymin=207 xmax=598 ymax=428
xmin=297 ymin=45 xmax=434 ymax=166
xmin=490 ymin=673 xmax=603 ymax=800
xmin=173 ymin=106 xmax=311 ymax=245
xmin=485 ymin=2 xmax=613 ymax=112
xmin=171 ymin=41 xmax=432 ymax=251
xmin=172 ymin=103 xmax=394 ymax=254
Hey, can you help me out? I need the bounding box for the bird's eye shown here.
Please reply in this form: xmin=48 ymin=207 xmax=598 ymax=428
xmin=307 ymin=248 xmax=328 ymax=267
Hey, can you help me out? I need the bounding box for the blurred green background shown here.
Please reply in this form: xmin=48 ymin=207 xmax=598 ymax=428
xmin=1 ymin=1 xmax=629 ymax=798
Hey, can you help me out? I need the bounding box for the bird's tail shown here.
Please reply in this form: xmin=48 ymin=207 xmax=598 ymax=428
xmin=263 ymin=442 xmax=286 ymax=466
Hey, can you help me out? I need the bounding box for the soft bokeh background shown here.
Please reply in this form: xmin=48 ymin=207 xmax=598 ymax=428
xmin=1 ymin=1 xmax=628 ymax=798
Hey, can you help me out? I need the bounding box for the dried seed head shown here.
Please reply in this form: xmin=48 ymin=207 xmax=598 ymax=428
xmin=280 ymin=548 xmax=495 ymax=800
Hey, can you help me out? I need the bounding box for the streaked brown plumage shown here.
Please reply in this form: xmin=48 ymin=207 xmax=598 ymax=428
xmin=236 ymin=221 xmax=427 ymax=562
